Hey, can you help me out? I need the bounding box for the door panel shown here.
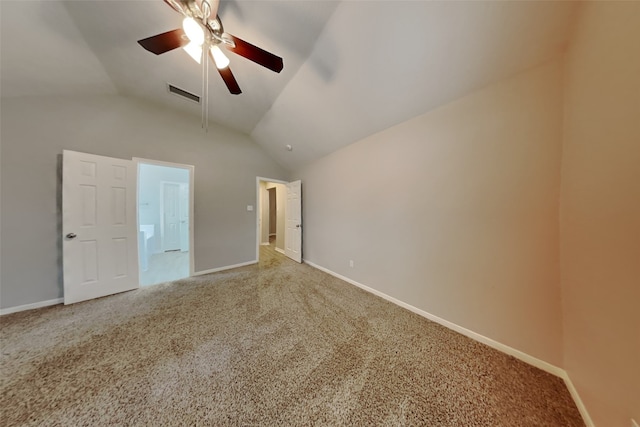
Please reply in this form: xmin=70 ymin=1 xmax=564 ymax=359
xmin=111 ymin=187 xmax=126 ymax=224
xmin=63 ymin=150 xmax=139 ymax=304
xmin=162 ymin=182 xmax=181 ymax=251
xmin=285 ymin=180 xmax=302 ymax=263
xmin=80 ymin=240 xmax=98 ymax=283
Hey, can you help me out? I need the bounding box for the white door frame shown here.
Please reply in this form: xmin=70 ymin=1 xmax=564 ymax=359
xmin=256 ymin=177 xmax=288 ymax=261
xmin=135 ymin=158 xmax=195 ymax=277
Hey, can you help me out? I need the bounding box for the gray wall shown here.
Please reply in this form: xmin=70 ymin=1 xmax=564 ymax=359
xmin=0 ymin=94 xmax=287 ymax=309
xmin=293 ymin=60 xmax=565 ymax=366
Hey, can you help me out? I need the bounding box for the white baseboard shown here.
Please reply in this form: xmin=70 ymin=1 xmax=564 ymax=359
xmin=275 ymin=248 xmax=285 ymax=255
xmin=1 ymin=260 xmax=259 ymax=314
xmin=0 ymin=298 xmax=63 ymax=316
xmin=193 ymin=260 xmax=257 ymax=276
xmin=260 ymin=243 xmax=271 ymax=246
xmin=0 ymin=259 xmax=595 ymax=427
xmin=560 ymin=371 xmax=595 ymax=427
xmin=303 ymin=259 xmax=562 ymax=376
xmin=303 ymin=258 xmax=594 ymax=426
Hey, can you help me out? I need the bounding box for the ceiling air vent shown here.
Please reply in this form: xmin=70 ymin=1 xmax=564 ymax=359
xmin=167 ymin=83 xmax=200 ymax=103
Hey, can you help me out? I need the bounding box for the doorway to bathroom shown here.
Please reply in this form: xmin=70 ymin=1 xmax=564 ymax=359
xmin=136 ymin=159 xmax=194 ymax=286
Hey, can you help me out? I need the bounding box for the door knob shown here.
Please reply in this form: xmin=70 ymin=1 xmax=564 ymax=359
xmin=66 ymin=233 xmax=77 ymax=239
xmin=296 ymin=224 xmax=301 ymax=228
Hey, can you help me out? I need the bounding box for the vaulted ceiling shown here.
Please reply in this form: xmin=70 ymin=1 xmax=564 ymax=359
xmin=0 ymin=1 xmax=579 ymax=171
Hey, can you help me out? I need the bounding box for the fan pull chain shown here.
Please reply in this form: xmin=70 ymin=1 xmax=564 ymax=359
xmin=201 ymin=2 xmax=210 ymax=132
xmin=201 ymin=45 xmax=205 ymax=130
xmin=200 ymin=44 xmax=209 ymax=132
xmin=205 ymin=44 xmax=210 ymax=132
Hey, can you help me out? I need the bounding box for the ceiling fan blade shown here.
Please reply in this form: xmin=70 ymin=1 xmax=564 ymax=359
xmin=138 ymin=29 xmax=187 ymax=55
xmin=225 ymin=34 xmax=283 ymax=73
xmin=217 ymin=66 xmax=242 ymax=95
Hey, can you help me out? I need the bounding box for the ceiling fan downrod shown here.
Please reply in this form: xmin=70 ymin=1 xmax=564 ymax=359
xmin=201 ymin=41 xmax=209 ymax=132
xmin=199 ymin=1 xmax=209 ymax=131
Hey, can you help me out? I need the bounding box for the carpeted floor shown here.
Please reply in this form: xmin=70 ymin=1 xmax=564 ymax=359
xmin=0 ymin=244 xmax=584 ymax=426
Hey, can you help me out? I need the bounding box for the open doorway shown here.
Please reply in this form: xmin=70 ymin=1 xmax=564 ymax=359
xmin=137 ymin=159 xmax=194 ymax=286
xmin=258 ymin=179 xmax=286 ymax=257
xmin=256 ymin=177 xmax=302 ymax=263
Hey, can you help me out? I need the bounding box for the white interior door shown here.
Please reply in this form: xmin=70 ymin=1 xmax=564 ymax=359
xmin=285 ymin=180 xmax=302 ymax=263
xmin=63 ymin=150 xmax=139 ymax=304
xmin=162 ymin=182 xmax=181 ymax=251
xmin=179 ymin=183 xmax=189 ymax=252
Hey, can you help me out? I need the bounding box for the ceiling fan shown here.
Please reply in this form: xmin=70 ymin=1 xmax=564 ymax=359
xmin=137 ymin=0 xmax=284 ymax=97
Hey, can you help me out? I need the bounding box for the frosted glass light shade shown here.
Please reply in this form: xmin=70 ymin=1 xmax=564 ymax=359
xmin=183 ymin=42 xmax=202 ymax=64
xmin=210 ymin=45 xmax=230 ymax=69
xmin=183 ymin=17 xmax=204 ymax=46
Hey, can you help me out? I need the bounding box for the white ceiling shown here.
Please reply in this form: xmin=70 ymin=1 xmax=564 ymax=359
xmin=1 ymin=1 xmax=579 ymax=171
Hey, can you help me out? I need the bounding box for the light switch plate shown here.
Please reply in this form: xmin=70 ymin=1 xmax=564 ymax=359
xmin=247 ymin=205 xmax=254 ymax=211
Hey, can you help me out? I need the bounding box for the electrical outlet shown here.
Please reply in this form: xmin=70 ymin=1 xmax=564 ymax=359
xmin=349 ymin=260 xmax=354 ymax=268
xmin=631 ymin=418 xmax=639 ymax=427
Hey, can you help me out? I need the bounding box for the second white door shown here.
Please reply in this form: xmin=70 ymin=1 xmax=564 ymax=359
xmin=162 ymin=182 xmax=181 ymax=251
xmin=285 ymin=180 xmax=302 ymax=263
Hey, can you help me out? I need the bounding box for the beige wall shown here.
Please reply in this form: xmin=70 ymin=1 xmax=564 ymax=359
xmin=561 ymin=2 xmax=640 ymax=426
xmin=0 ymin=94 xmax=288 ymax=309
xmin=294 ymin=60 xmax=565 ymax=365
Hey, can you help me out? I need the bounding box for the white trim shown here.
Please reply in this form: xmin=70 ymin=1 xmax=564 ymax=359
xmin=193 ymin=260 xmax=257 ymax=276
xmin=560 ymin=372 xmax=595 ymax=427
xmin=0 ymin=259 xmax=255 ymax=313
xmin=1 ymin=298 xmax=63 ymax=316
xmin=275 ymin=247 xmax=285 ymax=255
xmin=303 ymin=259 xmax=563 ymax=376
xmin=133 ymin=157 xmax=195 ymax=170
xmin=260 ymin=243 xmax=271 ymax=246
xmin=302 ymin=259 xmax=595 ymax=426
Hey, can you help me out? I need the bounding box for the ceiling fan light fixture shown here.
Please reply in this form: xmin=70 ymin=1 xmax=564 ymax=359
xmin=210 ymin=45 xmax=230 ymax=69
xmin=137 ymin=1 xmax=283 ymax=98
xmin=182 ymin=17 xmax=204 ymax=45
xmin=183 ymin=41 xmax=203 ymax=64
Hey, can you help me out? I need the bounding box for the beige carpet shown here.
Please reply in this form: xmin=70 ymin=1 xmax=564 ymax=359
xmin=1 ymin=245 xmax=584 ymax=426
